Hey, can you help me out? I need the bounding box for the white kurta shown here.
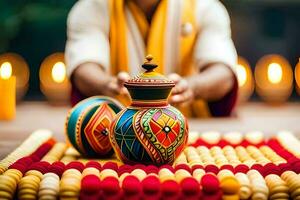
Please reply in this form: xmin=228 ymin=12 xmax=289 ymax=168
xmin=65 ymin=0 xmax=237 ymax=77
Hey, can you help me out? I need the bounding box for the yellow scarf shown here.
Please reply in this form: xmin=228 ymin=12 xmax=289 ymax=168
xmin=108 ymin=0 xmax=210 ymax=118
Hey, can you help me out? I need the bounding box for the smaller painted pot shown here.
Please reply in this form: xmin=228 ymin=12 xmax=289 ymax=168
xmin=65 ymin=96 xmax=123 ymax=157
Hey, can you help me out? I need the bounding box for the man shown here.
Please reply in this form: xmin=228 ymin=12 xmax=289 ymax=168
xmin=65 ymin=0 xmax=238 ymax=117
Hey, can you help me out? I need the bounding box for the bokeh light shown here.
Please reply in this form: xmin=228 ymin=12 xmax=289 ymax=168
xmin=236 ymin=56 xmax=254 ymax=103
xmin=267 ymin=63 xmax=283 ymax=84
xmin=255 ymin=54 xmax=293 ymax=103
xmin=0 ymin=62 xmax=12 ymax=80
xmin=51 ymin=62 xmax=66 ymax=83
xmin=39 ymin=53 xmax=70 ymax=103
xmin=237 ymin=64 xmax=247 ymax=87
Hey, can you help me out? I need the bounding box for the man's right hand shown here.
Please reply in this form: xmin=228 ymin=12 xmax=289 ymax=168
xmin=73 ymin=63 xmax=130 ymax=97
xmin=104 ymin=72 xmax=130 ymax=96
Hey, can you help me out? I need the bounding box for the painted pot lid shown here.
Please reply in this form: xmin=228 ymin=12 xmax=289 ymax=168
xmin=124 ymin=55 xmax=175 ymax=89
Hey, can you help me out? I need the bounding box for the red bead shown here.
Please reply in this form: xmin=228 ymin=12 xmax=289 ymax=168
xmin=234 ymin=164 xmax=249 ymax=174
xmin=79 ymin=193 xmax=100 ymax=200
xmin=240 ymin=140 xmax=250 ymax=147
xmin=174 ymin=164 xmax=191 ymax=174
xmin=159 ymin=165 xmax=174 ymax=173
xmin=85 ymin=161 xmax=102 ymax=170
xmin=101 ymin=176 xmax=120 ymax=194
xmin=30 ymin=155 xmax=40 ymax=162
xmin=102 ymin=162 xmax=118 ymax=171
xmin=191 ymin=165 xmax=204 ymax=173
xmin=251 ymin=164 xmax=263 ymax=174
xmin=14 ymin=156 xmax=33 ymax=165
xmin=195 ymin=139 xmax=211 ymax=148
xmin=32 ymin=142 xmax=54 ymax=158
xmin=205 ymin=165 xmax=219 ymax=174
xmin=9 ymin=163 xmax=27 ymax=174
xmin=217 ymin=139 xmax=229 ymax=148
xmin=220 ymin=164 xmax=234 ymax=172
xmin=161 ymin=180 xmax=180 ymax=196
xmin=82 ymin=175 xmax=101 ymax=193
xmin=142 ymin=175 xmax=160 ymax=194
xmin=202 ymin=190 xmax=222 ymax=200
xmin=181 ymin=177 xmax=200 ymax=195
xmin=278 ymin=163 xmax=291 ymax=173
xmin=122 ymin=175 xmax=141 ymax=195
xmin=293 ymin=163 xmax=300 ymax=173
xmin=145 ymin=165 xmax=159 ymax=174
xmin=48 ymin=161 xmax=65 ymax=177
xmin=288 ymin=157 xmax=300 ymax=164
xmin=201 ymin=173 xmax=220 ymax=194
xmin=118 ymin=165 xmax=133 ymax=176
xmin=255 ymin=141 xmax=266 ymax=148
xmin=264 ymin=163 xmax=280 ymax=176
xmin=66 ymin=161 xmax=85 ymax=172
xmin=133 ymin=164 xmax=146 ymax=170
xmin=28 ymin=161 xmax=50 ymax=174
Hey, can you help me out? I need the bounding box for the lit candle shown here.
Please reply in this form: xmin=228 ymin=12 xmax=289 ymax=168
xmin=0 ymin=53 xmax=30 ymax=101
xmin=39 ymin=53 xmax=70 ymax=103
xmin=255 ymin=54 xmax=293 ymax=103
xmin=0 ymin=62 xmax=16 ymax=120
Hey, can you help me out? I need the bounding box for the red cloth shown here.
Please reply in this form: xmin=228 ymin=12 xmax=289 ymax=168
xmin=207 ymin=75 xmax=238 ymax=117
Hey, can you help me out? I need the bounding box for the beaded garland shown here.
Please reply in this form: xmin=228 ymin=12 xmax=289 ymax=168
xmin=65 ymin=96 xmax=123 ymax=157
xmin=1 ymin=130 xmax=300 ymax=200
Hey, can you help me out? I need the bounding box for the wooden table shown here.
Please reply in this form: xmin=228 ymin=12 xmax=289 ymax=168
xmin=0 ymin=101 xmax=300 ymax=159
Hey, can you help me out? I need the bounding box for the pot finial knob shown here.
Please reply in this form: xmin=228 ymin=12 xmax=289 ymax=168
xmin=142 ymin=54 xmax=157 ymax=72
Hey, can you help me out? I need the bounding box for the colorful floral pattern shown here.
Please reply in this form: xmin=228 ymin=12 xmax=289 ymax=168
xmin=65 ymin=96 xmax=123 ymax=157
xmin=110 ymin=107 xmax=188 ymax=165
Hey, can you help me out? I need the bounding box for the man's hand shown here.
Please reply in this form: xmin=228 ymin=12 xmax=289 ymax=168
xmin=168 ymin=73 xmax=194 ymax=105
xmin=73 ymin=63 xmax=130 ymax=97
xmin=116 ymin=71 xmax=130 ymax=95
xmin=97 ymin=71 xmax=130 ymax=96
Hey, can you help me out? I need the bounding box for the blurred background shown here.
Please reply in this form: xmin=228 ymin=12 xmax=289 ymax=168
xmin=0 ymin=0 xmax=300 ymax=104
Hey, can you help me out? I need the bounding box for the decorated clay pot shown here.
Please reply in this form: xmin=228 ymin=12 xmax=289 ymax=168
xmin=65 ymin=96 xmax=123 ymax=157
xmin=110 ymin=55 xmax=188 ymax=165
